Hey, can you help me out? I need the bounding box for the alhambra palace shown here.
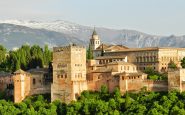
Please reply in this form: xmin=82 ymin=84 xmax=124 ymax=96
xmin=1 ymin=29 xmax=185 ymax=103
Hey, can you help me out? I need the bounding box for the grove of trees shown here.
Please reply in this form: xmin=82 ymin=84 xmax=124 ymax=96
xmin=144 ymin=67 xmax=167 ymax=80
xmin=0 ymin=44 xmax=52 ymax=72
xmin=0 ymin=86 xmax=185 ymax=114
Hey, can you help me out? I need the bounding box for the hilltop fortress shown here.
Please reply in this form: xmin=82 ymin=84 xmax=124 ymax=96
xmin=1 ymin=29 xmax=185 ymax=103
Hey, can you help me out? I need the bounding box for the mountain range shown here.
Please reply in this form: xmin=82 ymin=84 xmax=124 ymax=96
xmin=0 ymin=20 xmax=184 ymax=50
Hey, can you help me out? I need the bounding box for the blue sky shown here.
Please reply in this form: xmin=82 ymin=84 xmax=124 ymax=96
xmin=0 ymin=0 xmax=185 ymax=35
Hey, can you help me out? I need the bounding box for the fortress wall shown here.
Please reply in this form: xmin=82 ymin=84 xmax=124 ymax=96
xmin=119 ymin=79 xmax=168 ymax=94
xmin=87 ymin=81 xmax=96 ymax=91
xmin=87 ymin=78 xmax=119 ymax=93
xmin=108 ymin=78 xmax=119 ymax=93
xmin=95 ymin=79 xmax=109 ymax=92
xmin=0 ymin=76 xmax=13 ymax=92
xmin=119 ymin=79 xmax=144 ymax=93
xmin=144 ymin=80 xmax=168 ymax=91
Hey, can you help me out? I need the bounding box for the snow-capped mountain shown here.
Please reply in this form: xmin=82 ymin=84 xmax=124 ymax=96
xmin=0 ymin=20 xmax=90 ymax=34
xmin=0 ymin=19 xmax=185 ymax=50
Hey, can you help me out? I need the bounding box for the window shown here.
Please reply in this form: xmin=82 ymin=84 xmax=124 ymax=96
xmin=75 ymin=74 xmax=77 ymax=78
xmin=33 ymin=78 xmax=36 ymax=85
xmin=78 ymin=74 xmax=80 ymax=78
xmin=127 ymin=66 xmax=129 ymax=70
xmin=65 ymin=74 xmax=67 ymax=78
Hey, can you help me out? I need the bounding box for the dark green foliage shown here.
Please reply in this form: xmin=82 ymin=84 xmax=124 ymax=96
xmin=101 ymin=44 xmax=104 ymax=56
xmin=144 ymin=67 xmax=167 ymax=80
xmin=87 ymin=43 xmax=93 ymax=59
xmin=0 ymin=44 xmax=52 ymax=72
xmin=168 ymin=60 xmax=177 ymax=69
xmin=1 ymin=90 xmax=185 ymax=114
xmin=181 ymin=57 xmax=185 ymax=68
xmin=0 ymin=45 xmax=7 ymax=71
xmin=0 ymin=45 xmax=6 ymax=63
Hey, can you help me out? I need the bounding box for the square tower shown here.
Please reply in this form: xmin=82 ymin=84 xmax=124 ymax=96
xmin=51 ymin=44 xmax=87 ymax=103
xmin=168 ymin=68 xmax=185 ymax=92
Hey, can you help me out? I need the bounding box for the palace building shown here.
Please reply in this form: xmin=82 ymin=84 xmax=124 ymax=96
xmin=90 ymin=29 xmax=185 ymax=73
xmin=1 ymin=29 xmax=185 ymax=103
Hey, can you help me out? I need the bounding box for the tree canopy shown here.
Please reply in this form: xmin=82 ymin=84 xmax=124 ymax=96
xmin=144 ymin=67 xmax=167 ymax=80
xmin=168 ymin=60 xmax=177 ymax=69
xmin=1 ymin=86 xmax=185 ymax=114
xmin=0 ymin=44 xmax=52 ymax=72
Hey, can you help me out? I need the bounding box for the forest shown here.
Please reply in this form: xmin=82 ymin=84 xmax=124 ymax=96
xmin=0 ymin=86 xmax=185 ymax=115
xmin=0 ymin=44 xmax=52 ymax=72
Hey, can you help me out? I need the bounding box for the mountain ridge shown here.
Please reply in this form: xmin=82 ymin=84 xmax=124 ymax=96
xmin=0 ymin=20 xmax=185 ymax=50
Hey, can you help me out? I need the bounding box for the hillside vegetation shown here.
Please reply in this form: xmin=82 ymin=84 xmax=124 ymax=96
xmin=0 ymin=86 xmax=185 ymax=115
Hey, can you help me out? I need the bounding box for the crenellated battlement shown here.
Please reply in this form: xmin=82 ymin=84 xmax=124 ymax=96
xmin=143 ymin=79 xmax=167 ymax=82
xmin=53 ymin=44 xmax=85 ymax=52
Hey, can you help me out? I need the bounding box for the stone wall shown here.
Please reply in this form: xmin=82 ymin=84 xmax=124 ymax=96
xmin=119 ymin=78 xmax=168 ymax=94
xmin=87 ymin=81 xmax=96 ymax=91
xmin=119 ymin=79 xmax=144 ymax=94
xmin=0 ymin=75 xmax=13 ymax=94
xmin=144 ymin=80 xmax=168 ymax=91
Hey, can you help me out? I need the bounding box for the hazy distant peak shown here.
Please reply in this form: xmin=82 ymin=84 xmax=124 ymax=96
xmin=0 ymin=20 xmax=185 ymax=50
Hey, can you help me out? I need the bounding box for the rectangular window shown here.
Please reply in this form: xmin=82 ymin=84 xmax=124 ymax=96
xmin=33 ymin=78 xmax=36 ymax=85
xmin=127 ymin=66 xmax=129 ymax=70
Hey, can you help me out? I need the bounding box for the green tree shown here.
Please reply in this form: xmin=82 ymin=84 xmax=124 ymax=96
xmin=113 ymin=87 xmax=121 ymax=101
xmin=109 ymin=98 xmax=116 ymax=110
xmin=0 ymin=45 xmax=6 ymax=63
xmin=43 ymin=45 xmax=52 ymax=66
xmin=124 ymin=92 xmax=131 ymax=109
xmin=168 ymin=60 xmax=177 ymax=69
xmin=87 ymin=43 xmax=93 ymax=59
xmin=101 ymin=44 xmax=104 ymax=56
xmin=148 ymin=75 xmax=159 ymax=80
xmin=181 ymin=57 xmax=185 ymax=68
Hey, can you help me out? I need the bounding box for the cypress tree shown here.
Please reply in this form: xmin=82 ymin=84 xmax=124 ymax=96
xmin=87 ymin=44 xmax=93 ymax=59
xmin=101 ymin=44 xmax=104 ymax=56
